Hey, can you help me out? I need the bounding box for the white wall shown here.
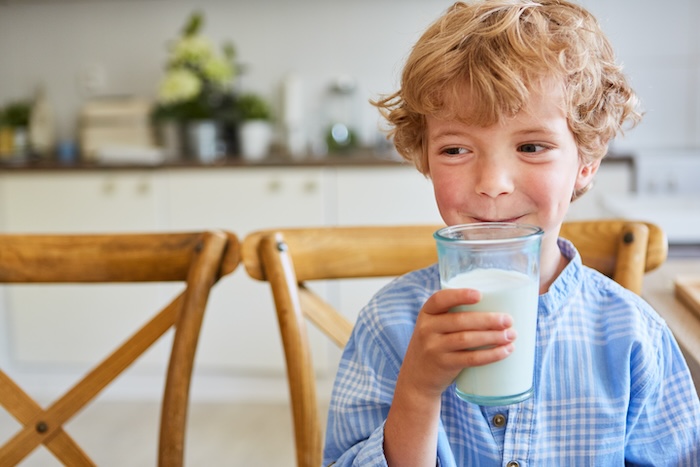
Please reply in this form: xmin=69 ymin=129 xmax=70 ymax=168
xmin=583 ymin=1 xmax=700 ymax=151
xmin=0 ymin=0 xmax=449 ymax=149
xmin=1 ymin=0 xmax=699 ymax=153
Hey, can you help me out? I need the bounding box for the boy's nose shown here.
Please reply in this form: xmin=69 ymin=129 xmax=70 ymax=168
xmin=474 ymin=158 xmax=515 ymax=198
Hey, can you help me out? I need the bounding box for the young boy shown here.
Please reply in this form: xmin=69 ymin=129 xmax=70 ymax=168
xmin=324 ymin=1 xmax=700 ymax=465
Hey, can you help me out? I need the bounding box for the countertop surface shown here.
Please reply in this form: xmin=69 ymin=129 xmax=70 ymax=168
xmin=643 ymin=258 xmax=700 ymax=395
xmin=0 ymin=150 xmax=409 ymax=171
xmin=0 ymin=150 xmax=634 ymax=172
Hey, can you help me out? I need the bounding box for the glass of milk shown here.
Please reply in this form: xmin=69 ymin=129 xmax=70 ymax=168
xmin=434 ymin=223 xmax=543 ymax=406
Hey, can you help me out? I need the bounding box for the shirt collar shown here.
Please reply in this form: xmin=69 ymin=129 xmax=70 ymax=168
xmin=538 ymin=237 xmax=581 ymax=315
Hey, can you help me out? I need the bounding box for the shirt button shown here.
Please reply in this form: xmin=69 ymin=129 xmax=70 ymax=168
xmin=506 ymin=462 xmax=520 ymax=467
xmin=492 ymin=413 xmax=507 ymax=427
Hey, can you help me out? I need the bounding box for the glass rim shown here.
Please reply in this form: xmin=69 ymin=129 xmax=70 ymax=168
xmin=433 ymin=222 xmax=544 ymax=245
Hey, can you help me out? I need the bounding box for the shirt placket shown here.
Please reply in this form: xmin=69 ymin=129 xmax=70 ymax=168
xmin=481 ymin=397 xmax=535 ymax=467
xmin=481 ymin=405 xmax=509 ymax=449
xmin=505 ymin=396 xmax=536 ymax=467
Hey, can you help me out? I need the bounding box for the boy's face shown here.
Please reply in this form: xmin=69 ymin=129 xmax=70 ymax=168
xmin=426 ymin=80 xmax=599 ymax=267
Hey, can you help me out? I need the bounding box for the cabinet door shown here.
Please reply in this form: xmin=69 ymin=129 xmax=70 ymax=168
xmin=331 ymin=166 xmax=444 ymax=358
xmin=165 ymin=168 xmax=328 ymax=374
xmin=0 ymin=171 xmax=164 ymax=232
xmin=333 ymin=165 xmax=442 ymax=225
xmin=0 ymin=172 xmax=170 ymax=376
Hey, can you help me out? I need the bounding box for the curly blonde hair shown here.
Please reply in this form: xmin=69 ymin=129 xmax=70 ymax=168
xmin=374 ymin=0 xmax=641 ymax=187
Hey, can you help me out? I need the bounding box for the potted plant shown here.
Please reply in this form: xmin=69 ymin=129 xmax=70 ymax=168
xmin=153 ymin=11 xmax=238 ymax=162
xmin=237 ymin=92 xmax=274 ymax=161
xmin=0 ymin=101 xmax=31 ymax=159
xmin=0 ymin=108 xmax=10 ymax=158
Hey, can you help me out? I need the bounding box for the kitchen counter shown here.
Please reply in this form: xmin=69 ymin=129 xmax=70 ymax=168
xmin=0 ymin=150 xmax=407 ymax=171
xmin=643 ymin=258 xmax=700 ymax=395
xmin=0 ymin=150 xmax=634 ymax=172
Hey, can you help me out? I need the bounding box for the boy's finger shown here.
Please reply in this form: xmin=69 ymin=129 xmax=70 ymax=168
xmin=452 ymin=343 xmax=515 ymax=368
xmin=444 ymin=328 xmax=517 ymax=352
xmin=423 ymin=288 xmax=481 ymax=315
xmin=428 ymin=310 xmax=512 ymax=334
xmin=450 ymin=310 xmax=514 ymax=330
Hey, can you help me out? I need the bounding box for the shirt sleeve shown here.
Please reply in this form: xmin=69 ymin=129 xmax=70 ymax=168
xmin=323 ymin=271 xmax=433 ymax=466
xmin=625 ymin=320 xmax=700 ymax=466
xmin=324 ymin=268 xmax=455 ymax=466
xmin=322 ymin=305 xmax=397 ymax=466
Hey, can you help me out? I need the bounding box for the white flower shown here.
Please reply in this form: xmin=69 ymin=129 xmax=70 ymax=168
xmin=171 ymin=36 xmax=215 ymax=66
xmin=154 ymin=11 xmax=238 ymax=118
xmin=202 ymin=56 xmax=234 ymax=86
xmin=157 ymin=68 xmax=202 ymax=104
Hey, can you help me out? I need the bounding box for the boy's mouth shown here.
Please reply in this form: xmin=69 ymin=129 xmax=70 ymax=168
xmin=472 ymin=216 xmax=523 ymax=224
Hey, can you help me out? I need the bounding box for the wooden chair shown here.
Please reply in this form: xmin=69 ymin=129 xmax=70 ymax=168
xmin=241 ymin=219 xmax=667 ymax=467
xmin=0 ymin=230 xmax=239 ymax=466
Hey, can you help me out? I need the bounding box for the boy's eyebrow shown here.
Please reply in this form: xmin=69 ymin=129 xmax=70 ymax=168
xmin=426 ymin=128 xmax=466 ymax=142
xmin=431 ymin=126 xmax=557 ymax=139
xmin=431 ymin=129 xmax=465 ymax=138
xmin=512 ymin=126 xmax=558 ymax=137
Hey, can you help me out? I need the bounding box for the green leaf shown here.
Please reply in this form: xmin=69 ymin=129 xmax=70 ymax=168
xmin=237 ymin=93 xmax=272 ymax=121
xmin=183 ymin=11 xmax=203 ymax=37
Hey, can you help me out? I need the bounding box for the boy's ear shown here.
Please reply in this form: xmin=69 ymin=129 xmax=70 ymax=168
xmin=575 ymin=159 xmax=601 ymax=192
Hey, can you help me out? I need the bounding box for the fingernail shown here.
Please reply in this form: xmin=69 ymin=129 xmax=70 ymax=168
xmin=501 ymin=314 xmax=513 ymax=327
xmin=505 ymin=329 xmax=517 ymax=341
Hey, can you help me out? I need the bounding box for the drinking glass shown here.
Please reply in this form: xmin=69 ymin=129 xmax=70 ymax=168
xmin=434 ymin=223 xmax=543 ymax=406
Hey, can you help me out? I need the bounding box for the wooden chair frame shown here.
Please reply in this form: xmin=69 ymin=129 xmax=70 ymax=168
xmin=0 ymin=230 xmax=239 ymax=466
xmin=241 ymin=219 xmax=667 ymax=467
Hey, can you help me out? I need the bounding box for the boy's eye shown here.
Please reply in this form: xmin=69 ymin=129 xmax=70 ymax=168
xmin=518 ymin=143 xmax=545 ymax=153
xmin=444 ymin=147 xmax=468 ymax=156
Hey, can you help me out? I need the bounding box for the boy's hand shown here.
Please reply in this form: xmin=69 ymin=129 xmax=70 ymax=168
xmin=399 ymin=287 xmax=517 ymax=399
xmin=384 ymin=288 xmax=517 ymax=464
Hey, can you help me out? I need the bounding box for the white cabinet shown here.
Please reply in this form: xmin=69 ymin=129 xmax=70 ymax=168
xmin=332 ymin=165 xmax=442 ymax=225
xmin=0 ymin=171 xmax=171 ymax=375
xmin=330 ymin=166 xmax=443 ymax=347
xmin=0 ymin=164 xmax=446 ymax=398
xmin=164 ymin=167 xmax=329 ymax=374
xmin=0 ymin=171 xmax=165 ymax=233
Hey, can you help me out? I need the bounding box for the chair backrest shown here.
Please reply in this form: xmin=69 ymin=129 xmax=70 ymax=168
xmin=0 ymin=230 xmax=239 ymax=467
xmin=241 ymin=219 xmax=667 ymax=467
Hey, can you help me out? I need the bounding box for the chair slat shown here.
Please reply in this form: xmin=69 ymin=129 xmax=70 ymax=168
xmin=160 ymin=231 xmax=228 ymax=466
xmin=559 ymin=219 xmax=666 ymax=276
xmin=243 ymin=225 xmax=441 ymax=282
xmin=259 ymin=233 xmax=323 ymax=467
xmin=0 ymin=233 xmax=200 ymax=282
xmin=298 ymin=286 xmax=352 ymax=348
xmin=613 ymin=223 xmax=649 ymax=294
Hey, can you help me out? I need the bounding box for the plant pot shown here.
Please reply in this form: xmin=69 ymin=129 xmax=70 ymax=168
xmin=0 ymin=126 xmax=29 ymax=160
xmin=157 ymin=120 xmax=185 ymax=161
xmin=238 ymin=120 xmax=272 ymax=161
xmin=0 ymin=127 xmax=14 ymax=159
xmin=186 ymin=120 xmax=224 ymax=164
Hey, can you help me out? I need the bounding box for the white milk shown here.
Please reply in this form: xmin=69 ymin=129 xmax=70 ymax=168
xmin=443 ymin=268 xmax=539 ymax=404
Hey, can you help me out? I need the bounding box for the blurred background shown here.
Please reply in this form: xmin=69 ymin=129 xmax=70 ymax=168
xmin=0 ymin=0 xmax=699 ymax=426
xmin=0 ymin=1 xmax=698 ymax=464
xmin=0 ymin=0 xmax=699 ymax=397
xmin=0 ymin=0 xmax=699 ymax=153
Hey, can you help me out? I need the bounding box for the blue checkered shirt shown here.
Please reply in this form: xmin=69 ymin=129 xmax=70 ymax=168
xmin=324 ymin=239 xmax=700 ymax=466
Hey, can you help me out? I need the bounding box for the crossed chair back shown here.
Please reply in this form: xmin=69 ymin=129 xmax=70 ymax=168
xmin=0 ymin=230 xmax=239 ymax=466
xmin=242 ymin=219 xmax=667 ymax=467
